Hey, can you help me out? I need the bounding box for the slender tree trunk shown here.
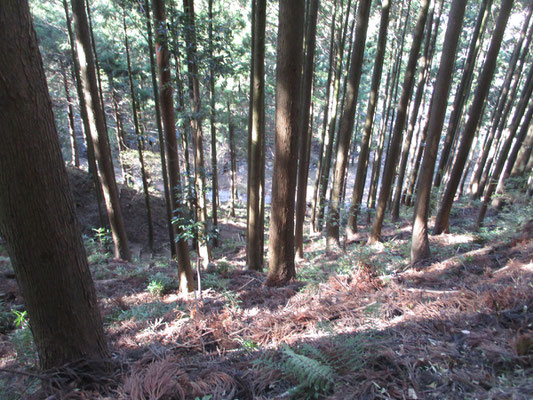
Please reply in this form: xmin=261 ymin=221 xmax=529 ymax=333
xmin=208 ymin=0 xmax=219 ymax=246
xmin=137 ymin=139 xmax=154 ymax=251
xmin=63 ymin=0 xmax=105 ymax=226
xmin=470 ymin=6 xmax=532 ymax=198
xmin=326 ymin=0 xmax=372 ymax=246
xmin=433 ymin=0 xmax=492 ymax=188
xmin=477 ymin=68 xmax=533 ymax=225
xmin=71 ymin=0 xmax=131 ymax=261
xmin=182 ymin=0 xmax=212 ymax=268
xmin=0 ymin=0 xmax=109 ymax=369
xmin=410 ymin=0 xmax=467 ymax=264
xmin=369 ymin=0 xmax=430 ymax=244
xmin=311 ymin=0 xmax=338 ymax=231
xmin=316 ymin=0 xmax=351 ymax=231
xmin=60 ymin=60 xmax=80 ymax=167
xmin=266 ymin=0 xmax=305 ymax=286
xmin=295 ymin=0 xmax=319 ymax=259
xmin=144 ymin=0 xmax=176 ymax=257
xmin=346 ymin=0 xmax=391 ymax=235
xmin=153 ymin=0 xmax=194 ymax=293
xmin=390 ymin=0 xmax=441 ymax=221
xmin=227 ymin=101 xmax=238 ymax=217
xmin=108 ymin=74 xmax=128 ymax=185
xmin=433 ymin=0 xmax=514 ymax=234
xmin=511 ymin=119 xmax=533 ymax=177
xmin=246 ymin=0 xmax=266 ymax=271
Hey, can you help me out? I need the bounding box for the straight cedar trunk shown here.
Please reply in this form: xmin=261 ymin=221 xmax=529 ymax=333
xmin=310 ymin=0 xmax=337 ymax=232
xmin=433 ymin=0 xmax=492 ymax=188
xmin=208 ymin=0 xmax=219 ymax=247
xmin=368 ymin=0 xmax=430 ymax=244
xmin=295 ymin=0 xmax=319 ymax=260
xmin=108 ymin=74 xmax=128 ymax=183
xmin=0 ymin=0 xmax=109 ymax=369
xmin=71 ymin=0 xmax=131 ymax=261
xmin=477 ymin=67 xmax=533 ymax=225
xmin=346 ymin=0 xmax=391 ymax=234
xmin=60 ymin=59 xmax=80 ymax=167
xmin=410 ymin=0 xmax=467 ymax=264
xmin=183 ymin=0 xmax=212 ymax=268
xmin=62 ymin=0 xmax=105 ymax=226
xmin=144 ymin=0 xmax=176 ymax=257
xmin=266 ymin=0 xmax=305 ymax=286
xmin=326 ymin=0 xmax=372 ymax=246
xmin=511 ymin=120 xmax=533 ymax=177
xmin=247 ymin=0 xmax=266 ymax=271
xmin=123 ymin=9 xmax=154 ymax=252
xmin=316 ymin=0 xmax=351 ymax=231
xmin=390 ymin=0 xmax=441 ymax=221
xmin=153 ymin=0 xmax=195 ymax=293
xmin=470 ymin=6 xmax=532 ymax=198
xmin=227 ymin=101 xmax=238 ymax=217
xmin=433 ymin=0 xmax=514 ymax=235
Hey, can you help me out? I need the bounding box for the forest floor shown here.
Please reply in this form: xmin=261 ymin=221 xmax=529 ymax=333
xmin=0 ymin=167 xmax=532 ymax=399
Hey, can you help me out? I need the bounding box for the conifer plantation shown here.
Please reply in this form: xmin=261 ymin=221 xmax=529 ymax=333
xmin=0 ymin=0 xmax=532 ymax=398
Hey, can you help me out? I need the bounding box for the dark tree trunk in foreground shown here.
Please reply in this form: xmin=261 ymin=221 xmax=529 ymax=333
xmin=183 ymin=0 xmax=212 ymax=267
xmin=71 ymin=0 xmax=131 ymax=261
xmin=266 ymin=0 xmax=305 ymax=286
xmin=295 ymin=0 xmax=319 ymax=259
xmin=247 ymin=0 xmax=266 ymax=271
xmin=433 ymin=0 xmax=492 ymax=188
xmin=0 ymin=0 xmax=109 ymax=369
xmin=153 ymin=0 xmax=194 ymax=293
xmin=410 ymin=0 xmax=467 ymax=264
xmin=144 ymin=0 xmax=176 ymax=257
xmin=433 ymin=0 xmax=514 ymax=234
xmin=208 ymin=0 xmax=219 ymax=247
xmin=369 ymin=0 xmax=430 ymax=244
xmin=326 ymin=0 xmax=372 ymax=246
xmin=346 ymin=0 xmax=391 ymax=235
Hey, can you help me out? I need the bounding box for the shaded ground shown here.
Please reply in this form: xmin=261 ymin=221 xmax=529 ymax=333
xmin=0 ymin=170 xmax=532 ymax=399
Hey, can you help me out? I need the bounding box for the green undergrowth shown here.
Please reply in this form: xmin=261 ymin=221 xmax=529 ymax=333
xmin=106 ymin=300 xmax=183 ymax=325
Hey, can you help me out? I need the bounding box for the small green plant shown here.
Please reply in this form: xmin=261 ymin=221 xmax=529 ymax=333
xmin=107 ymin=301 xmax=181 ymax=324
xmin=146 ymin=272 xmax=177 ymax=296
xmin=9 ymin=309 xmax=36 ymax=365
xmin=92 ymin=227 xmax=112 ymax=250
xmin=147 ymin=280 xmax=165 ymax=297
xmin=202 ymin=272 xmax=229 ymax=290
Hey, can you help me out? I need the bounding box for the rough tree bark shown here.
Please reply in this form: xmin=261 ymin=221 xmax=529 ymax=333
xmin=153 ymin=0 xmax=195 ymax=293
xmin=266 ymin=0 xmax=305 ymax=286
xmin=71 ymin=0 xmax=131 ymax=261
xmin=410 ymin=0 xmax=467 ymax=264
xmin=326 ymin=0 xmax=372 ymax=246
xmin=0 ymin=0 xmax=109 ymax=369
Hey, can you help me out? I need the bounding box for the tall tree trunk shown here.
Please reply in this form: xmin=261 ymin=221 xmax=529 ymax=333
xmin=0 ymin=0 xmax=109 ymax=369
xmin=144 ymin=0 xmax=176 ymax=257
xmin=71 ymin=0 xmax=131 ymax=261
xmin=511 ymin=119 xmax=533 ymax=177
xmin=390 ymin=0 xmax=441 ymax=221
xmin=369 ymin=0 xmax=430 ymax=244
xmin=346 ymin=0 xmax=391 ymax=235
xmin=247 ymin=0 xmax=266 ymax=271
xmin=208 ymin=0 xmax=219 ymax=247
xmin=60 ymin=59 xmax=80 ymax=167
xmin=63 ymin=0 xmax=105 ymax=226
xmin=227 ymin=101 xmax=238 ymax=217
xmin=266 ymin=0 xmax=305 ymax=286
xmin=470 ymin=6 xmax=532 ymax=198
xmin=311 ymin=0 xmax=338 ymax=232
xmin=410 ymin=0 xmax=467 ymax=264
xmin=182 ymin=0 xmax=212 ymax=268
xmin=326 ymin=0 xmax=372 ymax=246
xmin=153 ymin=0 xmax=194 ymax=293
xmin=316 ymin=0 xmax=352 ymax=231
xmin=477 ymin=66 xmax=533 ymax=224
xmin=433 ymin=0 xmax=492 ymax=188
xmin=295 ymin=0 xmax=319 ymax=259
xmin=433 ymin=0 xmax=514 ymax=234
xmin=108 ymin=74 xmax=128 ymax=184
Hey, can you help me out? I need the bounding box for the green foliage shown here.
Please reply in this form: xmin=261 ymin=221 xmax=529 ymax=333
xmin=9 ymin=310 xmax=36 ymax=366
xmin=202 ymin=272 xmax=229 ymax=290
xmin=146 ymin=272 xmax=177 ymax=296
xmin=107 ymin=301 xmax=181 ymax=325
